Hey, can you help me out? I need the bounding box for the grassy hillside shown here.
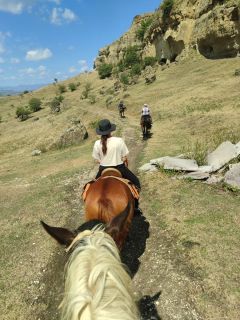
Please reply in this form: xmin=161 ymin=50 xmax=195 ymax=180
xmin=0 ymin=52 xmax=240 ymax=319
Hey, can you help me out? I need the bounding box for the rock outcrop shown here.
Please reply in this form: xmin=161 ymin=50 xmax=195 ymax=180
xmin=95 ymin=0 xmax=240 ymax=68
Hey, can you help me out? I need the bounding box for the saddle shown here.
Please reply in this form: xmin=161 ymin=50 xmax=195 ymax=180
xmin=82 ymin=169 xmax=139 ymax=201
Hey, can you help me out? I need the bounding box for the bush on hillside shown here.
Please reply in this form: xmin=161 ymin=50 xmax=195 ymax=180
xmin=161 ymin=0 xmax=174 ymax=18
xmin=98 ymin=63 xmax=113 ymax=79
xmin=117 ymin=61 xmax=125 ymax=73
xmin=16 ymin=106 xmax=31 ymax=121
xmin=136 ymin=17 xmax=153 ymax=41
xmin=58 ymin=84 xmax=66 ymax=94
xmin=68 ymin=83 xmax=77 ymax=92
xmin=120 ymin=72 xmax=129 ymax=85
xmin=130 ymin=63 xmax=142 ymax=76
xmin=81 ymin=82 xmax=92 ymax=99
xmin=29 ymin=98 xmax=42 ymax=112
xmin=123 ymin=46 xmax=141 ymax=67
xmin=49 ymin=95 xmax=64 ymax=112
xmin=143 ymin=56 xmax=157 ymax=68
xmin=89 ymin=94 xmax=96 ymax=104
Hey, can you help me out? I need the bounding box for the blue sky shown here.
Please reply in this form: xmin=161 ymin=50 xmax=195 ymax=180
xmin=0 ymin=0 xmax=161 ymax=87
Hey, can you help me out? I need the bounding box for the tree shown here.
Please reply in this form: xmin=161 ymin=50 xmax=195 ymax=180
xmin=16 ymin=106 xmax=31 ymax=121
xmin=58 ymin=84 xmax=66 ymax=94
xmin=68 ymin=83 xmax=77 ymax=92
xmin=123 ymin=46 xmax=141 ymax=67
xmin=29 ymin=98 xmax=42 ymax=112
xmin=98 ymin=63 xmax=113 ymax=79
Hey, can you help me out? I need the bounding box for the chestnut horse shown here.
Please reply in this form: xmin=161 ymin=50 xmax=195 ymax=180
xmin=41 ymin=209 xmax=139 ymax=320
xmin=84 ymin=169 xmax=135 ymax=250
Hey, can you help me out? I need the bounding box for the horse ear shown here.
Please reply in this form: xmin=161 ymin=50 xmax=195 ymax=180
xmin=40 ymin=220 xmax=74 ymax=246
xmin=105 ymin=202 xmax=130 ymax=238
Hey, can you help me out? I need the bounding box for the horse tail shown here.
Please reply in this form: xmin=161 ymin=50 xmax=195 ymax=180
xmin=98 ymin=198 xmax=114 ymax=221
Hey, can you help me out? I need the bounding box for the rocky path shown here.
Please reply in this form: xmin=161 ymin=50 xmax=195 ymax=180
xmin=120 ymin=116 xmax=203 ymax=320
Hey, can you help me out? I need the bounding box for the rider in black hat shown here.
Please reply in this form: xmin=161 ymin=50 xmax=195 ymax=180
xmin=92 ymin=119 xmax=141 ymax=191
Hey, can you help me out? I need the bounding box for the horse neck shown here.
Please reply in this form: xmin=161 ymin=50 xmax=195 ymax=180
xmin=60 ymin=231 xmax=139 ymax=320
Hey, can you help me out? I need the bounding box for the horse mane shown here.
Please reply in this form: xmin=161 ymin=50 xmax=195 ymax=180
xmin=60 ymin=226 xmax=139 ymax=320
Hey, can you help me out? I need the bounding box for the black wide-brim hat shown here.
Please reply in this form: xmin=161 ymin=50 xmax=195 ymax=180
xmin=96 ymin=119 xmax=116 ymax=135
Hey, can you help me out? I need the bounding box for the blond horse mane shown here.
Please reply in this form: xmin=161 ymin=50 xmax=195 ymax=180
xmin=60 ymin=226 xmax=139 ymax=320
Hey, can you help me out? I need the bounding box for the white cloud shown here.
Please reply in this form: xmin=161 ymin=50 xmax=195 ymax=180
xmin=0 ymin=1 xmax=36 ymax=14
xmin=0 ymin=57 xmax=4 ymax=63
xmin=0 ymin=1 xmax=23 ymax=14
xmin=48 ymin=0 xmax=61 ymax=4
xmin=10 ymin=57 xmax=20 ymax=64
xmin=69 ymin=66 xmax=77 ymax=73
xmin=19 ymin=65 xmax=48 ymax=77
xmin=51 ymin=7 xmax=77 ymax=25
xmin=26 ymin=48 xmax=52 ymax=61
xmin=0 ymin=31 xmax=11 ymax=54
xmin=38 ymin=65 xmax=47 ymax=76
xmin=78 ymin=59 xmax=89 ymax=72
xmin=19 ymin=67 xmax=35 ymax=75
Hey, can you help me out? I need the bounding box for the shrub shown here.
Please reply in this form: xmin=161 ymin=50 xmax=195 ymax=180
xmin=58 ymin=84 xmax=66 ymax=94
xmin=49 ymin=96 xmax=63 ymax=112
xmin=23 ymin=90 xmax=29 ymax=94
xmin=136 ymin=17 xmax=153 ymax=41
xmin=29 ymin=98 xmax=42 ymax=112
xmin=161 ymin=0 xmax=174 ymax=18
xmin=123 ymin=46 xmax=141 ymax=67
xmin=117 ymin=61 xmax=125 ymax=72
xmin=182 ymin=140 xmax=208 ymax=166
xmin=98 ymin=63 xmax=113 ymax=79
xmin=130 ymin=63 xmax=142 ymax=76
xmin=81 ymin=82 xmax=92 ymax=99
xmin=68 ymin=83 xmax=77 ymax=92
xmin=89 ymin=94 xmax=96 ymax=104
xmin=143 ymin=56 xmax=157 ymax=67
xmin=16 ymin=106 xmax=31 ymax=121
xmin=120 ymin=72 xmax=129 ymax=85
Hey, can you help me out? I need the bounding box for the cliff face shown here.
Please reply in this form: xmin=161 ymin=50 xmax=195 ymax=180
xmin=150 ymin=0 xmax=240 ymax=61
xmin=95 ymin=0 xmax=240 ymax=68
xmin=94 ymin=13 xmax=155 ymax=69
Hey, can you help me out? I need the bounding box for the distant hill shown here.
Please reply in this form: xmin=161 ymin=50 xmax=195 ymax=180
xmin=0 ymin=83 xmax=48 ymax=96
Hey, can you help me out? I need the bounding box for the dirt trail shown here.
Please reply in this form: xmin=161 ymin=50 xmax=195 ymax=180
xmin=38 ymin=114 xmax=203 ymax=320
xmin=121 ymin=116 xmax=203 ymax=320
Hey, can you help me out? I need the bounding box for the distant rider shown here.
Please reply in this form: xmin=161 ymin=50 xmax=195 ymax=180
xmin=118 ymin=100 xmax=126 ymax=118
xmin=141 ymin=103 xmax=152 ymax=125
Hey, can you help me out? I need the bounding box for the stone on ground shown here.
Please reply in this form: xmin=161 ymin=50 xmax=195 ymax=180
xmin=207 ymin=141 xmax=238 ymax=171
xmin=224 ymin=163 xmax=240 ymax=189
xmin=151 ymin=156 xmax=199 ymax=171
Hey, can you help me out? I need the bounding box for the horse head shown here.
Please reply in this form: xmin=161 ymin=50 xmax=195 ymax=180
xmin=41 ymin=202 xmax=131 ymax=248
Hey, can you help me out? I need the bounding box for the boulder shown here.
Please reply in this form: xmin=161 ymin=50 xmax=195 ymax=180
xmin=224 ymin=163 xmax=240 ymax=190
xmin=178 ymin=172 xmax=210 ymax=180
xmin=234 ymin=69 xmax=240 ymax=76
xmin=235 ymin=141 xmax=240 ymax=156
xmin=32 ymin=149 xmax=41 ymax=156
xmin=145 ymin=74 xmax=156 ymax=84
xmin=207 ymin=141 xmax=238 ymax=172
xmin=139 ymin=163 xmax=158 ymax=172
xmin=205 ymin=175 xmax=224 ymax=185
xmin=51 ymin=120 xmax=88 ymax=149
xmin=151 ymin=156 xmax=199 ymax=171
xmin=197 ymin=165 xmax=213 ymax=173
